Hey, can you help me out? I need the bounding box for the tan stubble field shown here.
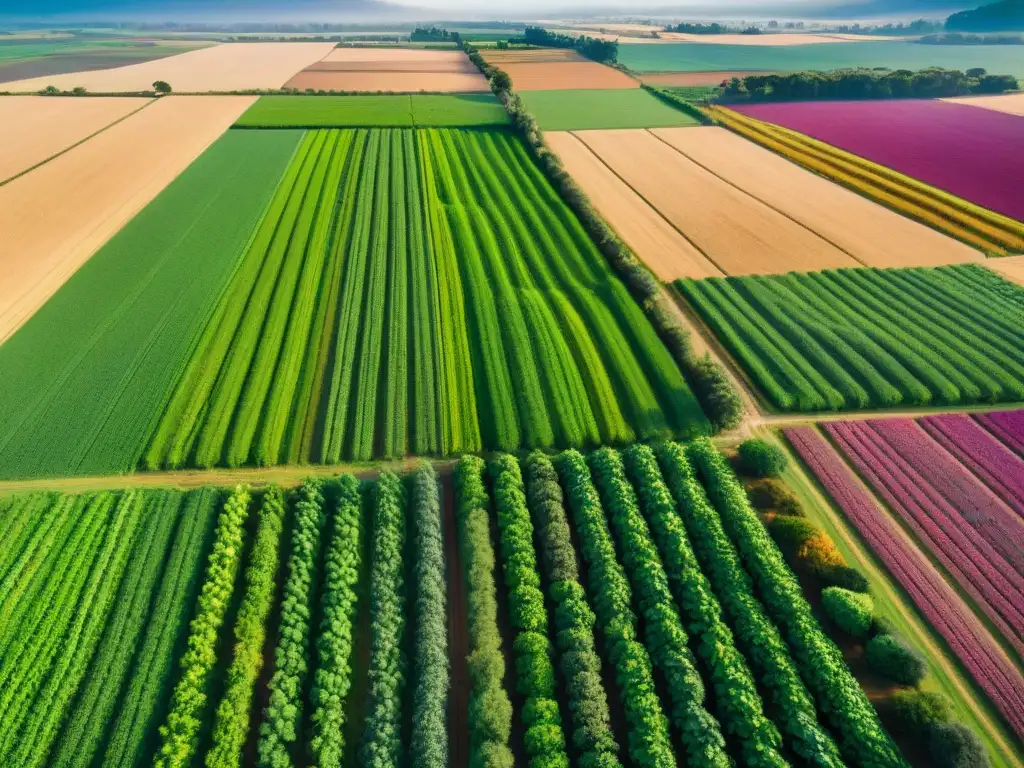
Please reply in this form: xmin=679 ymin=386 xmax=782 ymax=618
xmin=546 ymin=131 xmax=724 ymax=280
xmin=1 ymin=43 xmax=335 ymax=93
xmin=0 ymin=96 xmax=151 ymax=183
xmin=0 ymin=95 xmax=257 ymax=343
xmin=941 ymin=92 xmax=1024 ymax=117
xmin=652 ymin=127 xmax=980 ymax=268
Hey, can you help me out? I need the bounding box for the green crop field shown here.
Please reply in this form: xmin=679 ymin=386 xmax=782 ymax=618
xmin=520 ymin=88 xmax=702 ymax=130
xmin=675 ymin=264 xmax=1024 ymax=413
xmin=0 ymin=129 xmax=303 ymax=481
xmin=145 ymin=126 xmax=707 ymax=471
xmin=618 ymin=40 xmax=1024 ymax=78
xmin=234 ymin=94 xmax=510 ymax=128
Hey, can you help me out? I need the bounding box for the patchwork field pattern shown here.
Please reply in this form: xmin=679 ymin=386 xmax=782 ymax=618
xmin=0 ymin=95 xmax=151 ymax=183
xmin=235 ymin=93 xmax=509 ymax=127
xmin=676 ymin=264 xmax=1024 ymax=412
xmin=0 ymin=128 xmax=303 ymax=481
xmin=711 ymin=106 xmax=1024 ymax=257
xmin=143 ymin=126 xmax=706 ymax=471
xmin=786 ymin=422 xmax=1024 ymax=743
xmin=0 ymin=95 xmax=258 ymax=344
xmin=524 ymin=88 xmax=699 ymax=130
xmin=0 ymin=42 xmax=335 ymax=92
xmin=732 ymin=100 xmax=1024 ymax=223
xmin=284 ymin=47 xmax=488 ymax=92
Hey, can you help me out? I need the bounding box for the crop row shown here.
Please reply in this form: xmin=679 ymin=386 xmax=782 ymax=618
xmin=677 ymin=264 xmax=1024 ymax=413
xmin=145 ymin=126 xmax=707 ymax=471
xmin=0 ymin=488 xmax=219 ymax=768
xmin=824 ymin=419 xmax=1024 ymax=658
xmin=786 ymin=426 xmax=1024 ymax=743
xmin=709 ymin=106 xmax=1024 ymax=256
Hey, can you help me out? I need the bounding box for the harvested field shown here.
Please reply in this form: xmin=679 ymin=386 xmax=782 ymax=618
xmin=0 ymin=42 xmax=334 ymax=93
xmin=480 ymin=47 xmax=586 ymax=64
xmin=942 ymin=92 xmax=1024 ymax=117
xmin=651 ymin=127 xmax=980 ymax=268
xmin=571 ymin=128 xmax=856 ymax=275
xmin=235 ymin=94 xmax=509 ymax=127
xmin=283 ymin=70 xmax=489 ymax=92
xmin=0 ymin=96 xmax=150 ymax=183
xmin=0 ymin=95 xmax=256 ymax=343
xmin=546 ymin=131 xmax=723 ymax=280
xmin=733 ymin=100 xmax=1024 ymax=222
xmin=642 ymin=70 xmax=772 ymax=86
xmin=0 ymin=45 xmax=209 ymax=84
xmin=658 ymin=32 xmax=883 ymax=45
xmin=321 ymin=48 xmax=468 ymax=63
xmin=503 ymin=62 xmax=637 ymax=91
xmin=305 ymin=59 xmax=479 ymax=73
xmin=523 ymin=88 xmax=697 ymax=130
xmin=986 ymin=255 xmax=1024 ymax=286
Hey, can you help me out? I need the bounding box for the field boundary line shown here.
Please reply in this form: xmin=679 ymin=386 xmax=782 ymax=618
xmin=0 ymin=97 xmax=156 ymax=188
xmin=645 ymin=128 xmax=869 ymax=268
xmin=774 ymin=428 xmax=1024 ymax=768
xmin=564 ymin=129 xmax=728 ymax=275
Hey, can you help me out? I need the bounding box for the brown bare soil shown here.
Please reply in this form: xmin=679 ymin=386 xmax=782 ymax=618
xmin=546 ymin=131 xmax=724 ymax=280
xmin=572 ymin=128 xmax=857 ymax=275
xmin=321 ymin=48 xmax=469 ymax=64
xmin=986 ymin=255 xmax=1024 ymax=286
xmin=481 ymin=48 xmax=586 ymax=64
xmin=652 ymin=127 xmax=981 ymax=268
xmin=283 ymin=70 xmax=489 ymax=93
xmin=1 ymin=42 xmax=334 ymax=93
xmin=306 ymin=59 xmax=478 ymax=73
xmin=642 ymin=71 xmax=772 ymax=86
xmin=502 ymin=62 xmax=638 ymax=91
xmin=942 ymin=93 xmax=1024 ymax=117
xmin=443 ymin=472 xmax=469 ymax=768
xmin=0 ymin=95 xmax=256 ymax=343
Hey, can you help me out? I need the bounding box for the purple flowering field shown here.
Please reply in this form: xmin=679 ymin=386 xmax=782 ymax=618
xmin=732 ymin=99 xmax=1024 ymax=221
xmin=785 ymin=426 xmax=1024 ymax=742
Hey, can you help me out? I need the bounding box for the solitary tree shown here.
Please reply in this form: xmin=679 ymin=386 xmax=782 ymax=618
xmin=153 ymin=80 xmax=172 ymax=94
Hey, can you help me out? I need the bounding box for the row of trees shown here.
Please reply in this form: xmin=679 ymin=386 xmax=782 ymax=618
xmin=723 ymin=67 xmax=1019 ymax=102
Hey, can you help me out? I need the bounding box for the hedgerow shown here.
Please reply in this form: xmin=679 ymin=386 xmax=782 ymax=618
xmin=822 ymin=587 xmax=875 ymax=638
xmin=489 ymin=454 xmax=569 ymax=768
xmin=454 ymin=457 xmax=514 ymax=768
xmin=360 ymin=471 xmax=408 ymax=765
xmin=688 ymin=438 xmax=906 ymax=768
xmin=259 ymin=481 xmax=327 ymax=767
xmin=157 ymin=487 xmax=251 ymax=768
xmin=309 ymin=474 xmax=363 ymax=768
xmin=621 ymin=444 xmax=786 ymax=767
xmin=409 ymin=463 xmax=450 ymax=767
xmin=206 ymin=487 xmax=286 ymax=768
xmin=655 ymin=441 xmax=844 ymax=767
xmin=555 ymin=449 xmax=677 ymax=768
xmin=523 ymin=450 xmax=623 ymax=768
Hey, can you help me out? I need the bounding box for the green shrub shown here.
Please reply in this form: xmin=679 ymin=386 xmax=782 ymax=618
xmin=746 ymin=479 xmax=802 ymax=516
xmin=866 ymin=635 xmax=927 ymax=686
xmin=768 ymin=515 xmax=817 ymax=556
xmin=889 ymin=689 xmax=950 ymax=736
xmin=819 ymin=565 xmax=870 ymax=594
xmin=821 ymin=587 xmax=874 ymax=638
xmin=928 ymin=722 xmax=990 ymax=768
xmin=738 ymin=439 xmax=789 ymax=477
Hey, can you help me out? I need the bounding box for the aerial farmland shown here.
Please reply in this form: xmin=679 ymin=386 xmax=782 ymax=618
xmin=1 ymin=9 xmax=1024 ymax=768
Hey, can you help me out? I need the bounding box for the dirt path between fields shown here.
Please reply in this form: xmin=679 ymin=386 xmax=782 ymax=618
xmin=443 ymin=471 xmax=469 ymax=768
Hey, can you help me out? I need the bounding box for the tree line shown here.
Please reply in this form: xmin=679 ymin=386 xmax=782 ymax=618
xmin=723 ymin=67 xmax=1019 ymax=102
xmin=507 ymin=26 xmax=618 ymax=63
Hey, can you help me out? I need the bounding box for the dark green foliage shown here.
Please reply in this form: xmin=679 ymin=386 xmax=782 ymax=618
xmin=947 ymin=0 xmax=1024 ymax=33
xmin=207 ymin=487 xmax=286 ymax=768
xmin=866 ymin=635 xmax=927 ymax=687
xmin=737 ymin=439 xmax=788 ymax=478
xmin=361 ymin=471 xmax=408 ymax=766
xmin=309 ymin=476 xmax=363 ymax=768
xmin=768 ymin=515 xmax=818 ymax=556
xmin=514 ymin=26 xmax=619 ymax=63
xmin=688 ymin=438 xmax=906 ymax=768
xmin=455 ymin=457 xmax=515 ymax=768
xmin=409 ymin=463 xmax=450 ymax=768
xmin=821 ymin=565 xmax=870 ymax=594
xmin=822 ymin=587 xmax=874 ymax=638
xmin=621 ymin=444 xmax=786 ymax=768
xmin=889 ymin=690 xmax=951 ymax=737
xmin=523 ymin=451 xmax=623 ymax=768
xmin=259 ymin=481 xmax=327 ymax=767
xmin=746 ymin=478 xmax=802 ymax=516
xmin=928 ymin=723 xmax=991 ymax=768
